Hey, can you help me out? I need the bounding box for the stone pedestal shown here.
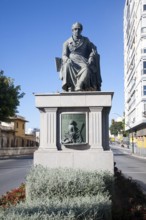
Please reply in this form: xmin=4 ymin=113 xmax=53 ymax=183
xmin=34 ymin=92 xmax=114 ymax=173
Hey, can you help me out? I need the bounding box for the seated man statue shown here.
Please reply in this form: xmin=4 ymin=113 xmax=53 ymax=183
xmin=56 ymin=22 xmax=102 ymax=92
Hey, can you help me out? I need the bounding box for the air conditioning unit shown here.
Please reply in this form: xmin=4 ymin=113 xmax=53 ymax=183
xmin=142 ymin=111 xmax=146 ymax=117
xmin=131 ymin=118 xmax=135 ymax=123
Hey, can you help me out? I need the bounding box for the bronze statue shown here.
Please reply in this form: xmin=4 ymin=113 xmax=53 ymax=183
xmin=56 ymin=22 xmax=102 ymax=92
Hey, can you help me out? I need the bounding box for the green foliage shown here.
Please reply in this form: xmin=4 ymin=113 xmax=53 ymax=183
xmin=109 ymin=119 xmax=124 ymax=136
xmin=0 ymin=70 xmax=25 ymax=121
xmin=0 ymin=166 xmax=113 ymax=220
xmin=0 ymin=195 xmax=111 ymax=220
xmin=26 ymin=165 xmax=113 ymax=202
xmin=1 ymin=166 xmax=146 ymax=219
xmin=109 ymin=118 xmax=129 ymax=137
xmin=112 ymin=165 xmax=146 ymax=220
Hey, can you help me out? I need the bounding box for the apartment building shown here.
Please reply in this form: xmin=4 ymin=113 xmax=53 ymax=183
xmin=124 ymin=0 xmax=146 ymax=155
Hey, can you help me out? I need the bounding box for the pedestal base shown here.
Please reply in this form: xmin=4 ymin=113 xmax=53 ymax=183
xmin=34 ymin=92 xmax=114 ymax=173
xmin=34 ymin=149 xmax=114 ymax=173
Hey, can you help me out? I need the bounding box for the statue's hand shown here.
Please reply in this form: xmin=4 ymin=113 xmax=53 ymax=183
xmin=62 ymin=56 xmax=69 ymax=63
xmin=67 ymin=58 xmax=72 ymax=64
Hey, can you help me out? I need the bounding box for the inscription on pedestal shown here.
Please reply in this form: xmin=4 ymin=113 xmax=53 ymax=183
xmin=61 ymin=113 xmax=87 ymax=144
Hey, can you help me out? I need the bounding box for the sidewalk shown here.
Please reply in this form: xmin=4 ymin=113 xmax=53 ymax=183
xmin=111 ymin=143 xmax=146 ymax=160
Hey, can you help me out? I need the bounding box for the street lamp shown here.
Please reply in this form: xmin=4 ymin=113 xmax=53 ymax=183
xmin=111 ymin=113 xmax=134 ymax=154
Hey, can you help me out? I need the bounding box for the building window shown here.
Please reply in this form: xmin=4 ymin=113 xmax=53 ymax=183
xmin=144 ymin=103 xmax=146 ymax=111
xmin=141 ymin=27 xmax=146 ymax=33
xmin=143 ymin=103 xmax=146 ymax=115
xmin=142 ymin=48 xmax=146 ymax=53
xmin=143 ymin=5 xmax=146 ymax=11
xmin=143 ymin=86 xmax=146 ymax=95
xmin=16 ymin=122 xmax=19 ymax=128
xmin=143 ymin=61 xmax=146 ymax=74
xmin=22 ymin=123 xmax=24 ymax=130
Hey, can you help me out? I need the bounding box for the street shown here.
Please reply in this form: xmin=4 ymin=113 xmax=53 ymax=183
xmin=0 ymin=147 xmax=146 ymax=197
xmin=111 ymin=144 xmax=146 ymax=193
xmin=0 ymin=155 xmax=33 ymax=196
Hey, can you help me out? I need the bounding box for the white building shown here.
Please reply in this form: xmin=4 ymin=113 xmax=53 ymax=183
xmin=124 ymin=0 xmax=146 ymax=155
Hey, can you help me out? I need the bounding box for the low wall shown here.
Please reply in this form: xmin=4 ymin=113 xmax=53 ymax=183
xmin=0 ymin=147 xmax=38 ymax=157
xmin=134 ymin=145 xmax=146 ymax=157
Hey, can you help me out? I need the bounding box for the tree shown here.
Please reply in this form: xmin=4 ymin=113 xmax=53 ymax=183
xmin=109 ymin=119 xmax=124 ymax=136
xmin=109 ymin=118 xmax=129 ymax=137
xmin=0 ymin=70 xmax=25 ymax=122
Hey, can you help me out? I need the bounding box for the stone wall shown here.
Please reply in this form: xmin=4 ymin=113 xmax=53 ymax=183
xmin=0 ymin=126 xmax=39 ymax=149
xmin=0 ymin=147 xmax=38 ymax=157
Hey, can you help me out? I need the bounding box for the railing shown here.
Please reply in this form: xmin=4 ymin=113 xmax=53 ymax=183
xmin=0 ymin=125 xmax=14 ymax=131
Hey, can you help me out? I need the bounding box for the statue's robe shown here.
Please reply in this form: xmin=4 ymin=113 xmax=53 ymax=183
xmin=60 ymin=36 xmax=102 ymax=91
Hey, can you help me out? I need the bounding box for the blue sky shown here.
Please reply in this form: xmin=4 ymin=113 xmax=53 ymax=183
xmin=0 ymin=0 xmax=125 ymax=130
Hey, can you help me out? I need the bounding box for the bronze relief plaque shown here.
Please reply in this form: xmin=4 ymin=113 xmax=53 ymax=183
xmin=61 ymin=113 xmax=86 ymax=144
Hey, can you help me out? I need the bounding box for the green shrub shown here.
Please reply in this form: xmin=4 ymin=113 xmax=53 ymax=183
xmin=112 ymin=167 xmax=146 ymax=220
xmin=0 ymin=166 xmax=113 ymax=220
xmin=26 ymin=165 xmax=113 ymax=202
xmin=0 ymin=194 xmax=111 ymax=220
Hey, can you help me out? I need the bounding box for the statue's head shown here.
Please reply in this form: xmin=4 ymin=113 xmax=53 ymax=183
xmin=72 ymin=22 xmax=83 ymax=31
xmin=69 ymin=120 xmax=77 ymax=126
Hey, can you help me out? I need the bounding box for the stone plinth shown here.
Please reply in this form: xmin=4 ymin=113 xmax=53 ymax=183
xmin=34 ymin=150 xmax=113 ymax=172
xmin=34 ymin=92 xmax=114 ymax=173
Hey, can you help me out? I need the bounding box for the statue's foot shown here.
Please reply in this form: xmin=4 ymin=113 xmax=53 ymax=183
xmin=75 ymin=86 xmax=82 ymax=91
xmin=68 ymin=87 xmax=73 ymax=92
xmin=62 ymin=89 xmax=67 ymax=92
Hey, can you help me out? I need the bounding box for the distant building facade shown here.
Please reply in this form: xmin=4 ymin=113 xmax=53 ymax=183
xmin=124 ymin=0 xmax=146 ymax=155
xmin=0 ymin=115 xmax=39 ymax=148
